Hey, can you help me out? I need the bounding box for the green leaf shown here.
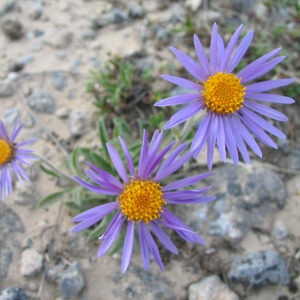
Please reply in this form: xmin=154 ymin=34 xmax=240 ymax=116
xmin=98 ymin=118 xmax=109 ymax=159
xmin=39 ymin=164 xmax=60 ymax=178
xmin=38 ymin=188 xmax=74 ymax=208
xmin=87 ymin=213 xmax=114 ymax=240
xmin=71 ymin=147 xmax=82 ymax=176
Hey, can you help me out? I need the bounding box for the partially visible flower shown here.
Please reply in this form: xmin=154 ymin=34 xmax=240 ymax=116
xmin=155 ymin=23 xmax=295 ymax=170
xmin=0 ymin=119 xmax=36 ymax=200
xmin=72 ymin=130 xmax=215 ymax=273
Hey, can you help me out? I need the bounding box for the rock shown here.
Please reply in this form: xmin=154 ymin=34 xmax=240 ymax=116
xmin=0 ymin=287 xmax=29 ymax=300
xmin=272 ymin=220 xmax=289 ymax=241
xmin=103 ymin=8 xmax=128 ymax=24
xmin=28 ymin=3 xmax=43 ymax=20
xmin=58 ymin=261 xmax=85 ymax=299
xmin=209 ymin=208 xmax=249 ymax=241
xmin=56 ymin=106 xmax=70 ymax=119
xmin=232 ymin=0 xmax=255 ymax=12
xmin=1 ymin=19 xmax=23 ymax=40
xmin=170 ymin=3 xmax=184 ymax=23
xmin=55 ymin=50 xmax=66 ymax=60
xmin=17 ymin=55 xmax=35 ymax=65
xmin=70 ymin=58 xmax=81 ymax=69
xmin=286 ymin=148 xmax=300 ymax=170
xmin=68 ymin=111 xmax=86 ymax=137
xmin=185 ymin=0 xmax=202 ymax=12
xmin=48 ymin=30 xmax=73 ymax=49
xmin=153 ymin=25 xmax=173 ymax=45
xmin=51 ymin=71 xmax=68 ymax=91
xmin=21 ymin=248 xmax=43 ymax=277
xmin=0 ymin=81 xmax=15 ymax=98
xmin=2 ymin=108 xmax=19 ymax=125
xmin=14 ymin=181 xmax=39 ymax=206
xmin=254 ymin=2 xmax=268 ymax=20
xmin=0 ymin=206 xmax=24 ymax=236
xmin=28 ymin=89 xmax=55 ymax=114
xmin=228 ymin=250 xmax=290 ymax=288
xmin=128 ymin=2 xmax=144 ymax=19
xmin=188 ymin=275 xmax=239 ymax=300
xmin=0 ymin=244 xmax=13 ymax=280
xmin=0 ymin=1 xmax=16 ymax=17
xmin=82 ymin=30 xmax=96 ymax=40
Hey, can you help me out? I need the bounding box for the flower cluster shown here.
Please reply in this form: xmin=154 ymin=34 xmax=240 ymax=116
xmin=0 ymin=23 xmax=294 ymax=273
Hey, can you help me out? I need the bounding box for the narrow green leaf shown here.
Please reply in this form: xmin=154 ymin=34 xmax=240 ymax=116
xmin=71 ymin=147 xmax=82 ymax=176
xmin=38 ymin=188 xmax=74 ymax=208
xmin=98 ymin=118 xmax=109 ymax=159
xmin=40 ymin=164 xmax=60 ymax=178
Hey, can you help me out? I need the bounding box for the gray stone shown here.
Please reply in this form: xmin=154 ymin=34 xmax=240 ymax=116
xmin=28 ymin=89 xmax=55 ymax=114
xmin=28 ymin=3 xmax=43 ymax=20
xmin=232 ymin=0 xmax=255 ymax=12
xmin=48 ymin=30 xmax=73 ymax=48
xmin=128 ymin=3 xmax=144 ymax=19
xmin=0 ymin=243 xmax=13 ymax=280
xmin=170 ymin=3 xmax=183 ymax=23
xmin=286 ymin=148 xmax=300 ymax=170
xmin=0 ymin=287 xmax=29 ymax=300
xmin=272 ymin=220 xmax=289 ymax=241
xmin=209 ymin=209 xmax=249 ymax=241
xmin=228 ymin=250 xmax=290 ymax=288
xmin=68 ymin=111 xmax=86 ymax=137
xmin=55 ymin=50 xmax=66 ymax=60
xmin=185 ymin=0 xmax=202 ymax=12
xmin=153 ymin=25 xmax=173 ymax=45
xmin=20 ymin=248 xmax=43 ymax=277
xmin=51 ymin=71 xmax=68 ymax=91
xmin=0 ymin=206 xmax=24 ymax=236
xmin=14 ymin=181 xmax=39 ymax=206
xmin=254 ymin=2 xmax=268 ymax=20
xmin=82 ymin=30 xmax=96 ymax=40
xmin=188 ymin=275 xmax=239 ymax=300
xmin=1 ymin=19 xmax=23 ymax=40
xmin=18 ymin=55 xmax=35 ymax=65
xmin=3 ymin=108 xmax=19 ymax=125
xmin=56 ymin=106 xmax=70 ymax=119
xmin=0 ymin=81 xmax=15 ymax=98
xmin=58 ymin=261 xmax=85 ymax=299
xmin=70 ymin=58 xmax=81 ymax=69
xmin=0 ymin=1 xmax=16 ymax=17
xmin=103 ymin=8 xmax=128 ymax=24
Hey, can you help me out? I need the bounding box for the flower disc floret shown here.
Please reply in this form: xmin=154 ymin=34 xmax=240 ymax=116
xmin=119 ymin=179 xmax=166 ymax=223
xmin=202 ymin=72 xmax=245 ymax=114
xmin=0 ymin=139 xmax=13 ymax=166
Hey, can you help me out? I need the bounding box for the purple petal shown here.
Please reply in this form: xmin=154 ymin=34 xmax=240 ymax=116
xmin=207 ymin=114 xmax=218 ymax=170
xmin=118 ymin=137 xmax=136 ymax=178
xmin=233 ymin=114 xmax=262 ymax=157
xmin=216 ymin=115 xmax=226 ymax=162
xmin=217 ymin=34 xmax=225 ymax=70
xmin=241 ymin=111 xmax=277 ymax=148
xmin=138 ymin=130 xmax=149 ymax=178
xmin=72 ymin=202 xmax=119 ymax=222
xmin=220 ymin=24 xmax=243 ymax=71
xmin=241 ymin=56 xmax=285 ymax=83
xmin=161 ymin=75 xmax=202 ymax=90
xmin=16 ymin=138 xmax=36 ymax=147
xmin=10 ymin=121 xmax=23 ymax=142
xmin=246 ymin=78 xmax=294 ymax=92
xmin=74 ymin=176 xmax=120 ymax=195
xmin=245 ymin=92 xmax=295 ymax=104
xmin=11 ymin=161 xmax=29 ymax=181
xmin=107 ymin=143 xmax=129 ymax=183
xmin=86 ymin=169 xmax=121 ymax=191
xmin=242 ymin=107 xmax=286 ymax=138
xmin=151 ymin=222 xmax=178 ymax=254
xmin=97 ymin=212 xmax=124 ymax=257
xmin=164 ymin=187 xmax=212 ymax=200
xmin=244 ymin=101 xmax=288 ymax=121
xmin=164 ymin=102 xmax=202 ymax=129
xmin=86 ymin=162 xmax=123 ymax=190
xmin=162 ymin=173 xmax=213 ymax=191
xmin=138 ymin=222 xmax=150 ymax=270
xmin=71 ymin=215 xmax=106 ymax=232
xmin=0 ymin=121 xmax=9 ymax=140
xmin=227 ymin=30 xmax=254 ymax=73
xmin=210 ymin=23 xmax=218 ymax=73
xmin=223 ymin=117 xmax=239 ymax=164
xmin=194 ymin=34 xmax=210 ymax=76
xmin=166 ymin=195 xmax=215 ymax=205
xmin=121 ymin=221 xmax=134 ymax=273
xmin=155 ymin=93 xmax=200 ymax=107
xmin=142 ymin=224 xmax=164 ymax=271
xmin=170 ymin=47 xmax=207 ymax=81
xmin=237 ymin=47 xmax=281 ymax=80
xmin=191 ymin=113 xmax=211 ymax=156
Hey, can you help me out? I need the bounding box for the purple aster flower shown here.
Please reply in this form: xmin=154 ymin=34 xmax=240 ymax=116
xmin=0 ymin=119 xmax=35 ymax=200
xmin=71 ymin=130 xmax=215 ymax=273
xmin=155 ymin=23 xmax=295 ymax=170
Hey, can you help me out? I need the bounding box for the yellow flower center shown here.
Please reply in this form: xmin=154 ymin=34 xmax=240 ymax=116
xmin=202 ymin=72 xmax=246 ymax=114
xmin=119 ymin=179 xmax=166 ymax=223
xmin=0 ymin=139 xmax=13 ymax=166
